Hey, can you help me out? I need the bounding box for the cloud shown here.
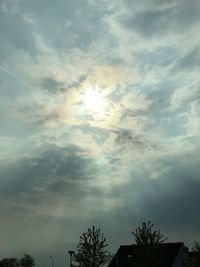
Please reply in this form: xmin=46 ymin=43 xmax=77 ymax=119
xmin=121 ymin=0 xmax=200 ymax=36
xmin=1 ymin=0 xmax=200 ymax=262
xmin=182 ymin=99 xmax=200 ymax=137
xmin=121 ymin=92 xmax=153 ymax=111
xmin=92 ymin=150 xmax=200 ymax=248
xmin=0 ymin=144 xmax=96 ymax=196
xmin=114 ymin=129 xmax=146 ymax=148
xmin=0 ymin=0 xmax=23 ymax=14
xmin=0 ymin=143 xmax=107 ymax=253
xmin=175 ymin=47 xmax=200 ymax=71
xmin=138 ymin=162 xmax=200 ymax=242
xmin=0 ymin=9 xmax=34 ymax=61
xmin=170 ymin=80 xmax=200 ymax=110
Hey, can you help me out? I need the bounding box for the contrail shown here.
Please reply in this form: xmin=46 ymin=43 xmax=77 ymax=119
xmin=0 ymin=64 xmax=34 ymax=90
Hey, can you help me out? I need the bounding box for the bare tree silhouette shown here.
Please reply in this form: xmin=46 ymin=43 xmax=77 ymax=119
xmin=73 ymin=226 xmax=111 ymax=267
xmin=132 ymin=220 xmax=168 ymax=245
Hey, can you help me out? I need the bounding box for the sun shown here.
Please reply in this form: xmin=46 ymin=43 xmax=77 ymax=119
xmin=83 ymin=89 xmax=105 ymax=113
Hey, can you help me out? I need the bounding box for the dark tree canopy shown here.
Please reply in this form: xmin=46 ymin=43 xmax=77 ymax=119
xmin=0 ymin=258 xmax=20 ymax=267
xmin=130 ymin=221 xmax=168 ymax=267
xmin=20 ymin=255 xmax=35 ymax=267
xmin=132 ymin=220 xmax=168 ymax=245
xmin=186 ymin=241 xmax=200 ymax=267
xmin=73 ymin=226 xmax=111 ymax=267
xmin=0 ymin=255 xmax=35 ymax=267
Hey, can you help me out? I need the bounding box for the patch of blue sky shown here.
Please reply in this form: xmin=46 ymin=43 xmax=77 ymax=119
xmin=144 ymin=109 xmax=188 ymax=138
xmin=139 ymin=79 xmax=179 ymax=99
xmin=0 ymin=11 xmax=34 ymax=55
xmin=135 ymin=46 xmax=179 ymax=72
xmin=20 ymin=0 xmax=107 ymax=51
xmin=0 ymin=66 xmax=32 ymax=96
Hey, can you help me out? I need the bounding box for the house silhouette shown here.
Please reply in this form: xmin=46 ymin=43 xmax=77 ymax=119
xmin=108 ymin=242 xmax=188 ymax=267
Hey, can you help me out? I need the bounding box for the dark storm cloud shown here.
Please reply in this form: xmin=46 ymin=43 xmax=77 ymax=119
xmin=0 ymin=144 xmax=95 ymax=198
xmin=122 ymin=0 xmax=200 ymax=37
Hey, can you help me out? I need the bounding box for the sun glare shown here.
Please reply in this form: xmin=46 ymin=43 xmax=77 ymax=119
xmin=83 ymin=90 xmax=104 ymax=113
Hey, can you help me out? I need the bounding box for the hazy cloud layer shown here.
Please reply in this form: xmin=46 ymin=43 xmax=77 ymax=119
xmin=0 ymin=0 xmax=200 ymax=266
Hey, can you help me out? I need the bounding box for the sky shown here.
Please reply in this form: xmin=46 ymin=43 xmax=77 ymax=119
xmin=0 ymin=0 xmax=200 ymax=266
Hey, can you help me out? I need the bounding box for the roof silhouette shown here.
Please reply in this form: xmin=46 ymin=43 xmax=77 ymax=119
xmin=108 ymin=242 xmax=186 ymax=267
